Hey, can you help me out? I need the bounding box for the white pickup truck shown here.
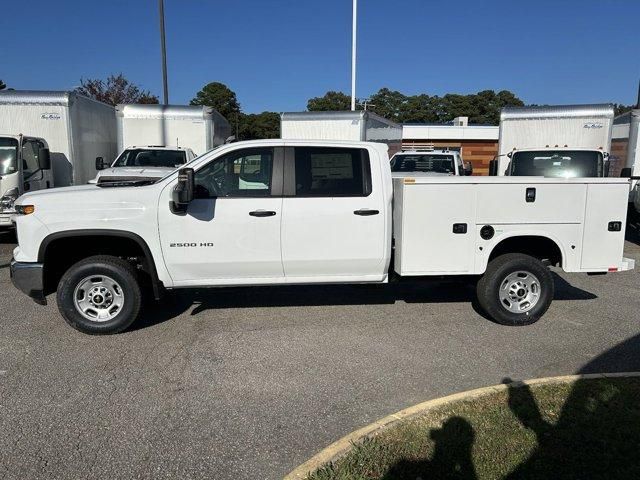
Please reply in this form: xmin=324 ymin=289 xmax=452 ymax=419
xmin=9 ymin=140 xmax=634 ymax=334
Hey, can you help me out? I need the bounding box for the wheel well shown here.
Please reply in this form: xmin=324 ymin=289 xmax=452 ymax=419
xmin=40 ymin=232 xmax=160 ymax=297
xmin=488 ymin=235 xmax=563 ymax=267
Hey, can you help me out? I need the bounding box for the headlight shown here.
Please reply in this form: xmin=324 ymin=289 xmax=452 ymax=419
xmin=0 ymin=188 xmax=19 ymax=212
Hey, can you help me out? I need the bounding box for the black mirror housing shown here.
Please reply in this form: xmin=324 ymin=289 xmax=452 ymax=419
xmin=172 ymin=168 xmax=195 ymax=212
xmin=464 ymin=161 xmax=473 ymax=176
xmin=38 ymin=147 xmax=51 ymax=170
xmin=621 ymin=167 xmax=632 ymax=178
xmin=95 ymin=157 xmax=108 ymax=170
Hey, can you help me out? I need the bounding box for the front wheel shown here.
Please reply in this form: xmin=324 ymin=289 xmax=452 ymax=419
xmin=477 ymin=253 xmax=554 ymax=326
xmin=57 ymin=255 xmax=142 ymax=334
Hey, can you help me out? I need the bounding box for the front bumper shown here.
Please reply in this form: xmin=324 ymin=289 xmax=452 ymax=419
xmin=10 ymin=260 xmax=46 ymax=305
xmin=0 ymin=213 xmax=15 ymax=229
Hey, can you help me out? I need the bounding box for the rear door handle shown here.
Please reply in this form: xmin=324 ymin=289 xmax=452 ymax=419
xmin=249 ymin=210 xmax=276 ymax=217
xmin=354 ymin=209 xmax=380 ymax=216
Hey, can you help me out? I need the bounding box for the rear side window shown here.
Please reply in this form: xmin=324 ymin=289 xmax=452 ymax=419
xmin=293 ymin=147 xmax=371 ymax=197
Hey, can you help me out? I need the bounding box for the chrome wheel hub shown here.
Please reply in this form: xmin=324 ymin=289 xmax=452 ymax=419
xmin=73 ymin=275 xmax=124 ymax=322
xmin=498 ymin=271 xmax=541 ymax=314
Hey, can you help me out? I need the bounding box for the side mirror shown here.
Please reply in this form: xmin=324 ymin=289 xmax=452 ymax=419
xmin=95 ymin=157 xmax=109 ymax=170
xmin=621 ymin=167 xmax=632 ymax=178
xmin=172 ymin=168 xmax=195 ymax=212
xmin=604 ymin=159 xmax=611 ymax=177
xmin=38 ymin=147 xmax=51 ymax=170
xmin=464 ymin=161 xmax=473 ymax=176
xmin=489 ymin=159 xmax=499 ymax=176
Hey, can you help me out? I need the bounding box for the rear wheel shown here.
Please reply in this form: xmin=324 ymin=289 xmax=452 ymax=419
xmin=477 ymin=253 xmax=554 ymax=326
xmin=57 ymin=255 xmax=141 ymax=334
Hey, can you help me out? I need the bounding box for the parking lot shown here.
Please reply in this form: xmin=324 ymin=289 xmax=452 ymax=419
xmin=1 ymin=231 xmax=639 ymax=479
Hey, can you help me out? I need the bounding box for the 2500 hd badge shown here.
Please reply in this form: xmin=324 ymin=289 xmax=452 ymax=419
xmin=169 ymin=242 xmax=214 ymax=247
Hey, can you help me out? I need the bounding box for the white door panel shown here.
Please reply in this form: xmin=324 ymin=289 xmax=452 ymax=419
xmin=158 ymin=146 xmax=284 ymax=284
xmin=159 ymin=198 xmax=283 ymax=282
xmin=281 ymin=198 xmax=385 ymax=276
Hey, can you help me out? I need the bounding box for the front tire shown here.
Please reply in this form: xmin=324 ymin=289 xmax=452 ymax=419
xmin=477 ymin=253 xmax=554 ymax=326
xmin=57 ymin=255 xmax=141 ymax=334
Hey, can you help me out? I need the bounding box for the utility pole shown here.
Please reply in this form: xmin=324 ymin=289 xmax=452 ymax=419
xmin=159 ymin=0 xmax=169 ymax=105
xmin=351 ymin=0 xmax=357 ymax=111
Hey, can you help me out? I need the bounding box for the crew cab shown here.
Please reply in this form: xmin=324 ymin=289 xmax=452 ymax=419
xmin=9 ymin=140 xmax=634 ymax=334
xmin=390 ymin=148 xmax=472 ymax=177
xmin=90 ymin=145 xmax=196 ymax=184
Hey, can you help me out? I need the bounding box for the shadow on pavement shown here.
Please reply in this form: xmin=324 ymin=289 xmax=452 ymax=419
xmin=381 ymin=334 xmax=640 ymax=479
xmin=132 ymin=275 xmax=597 ymax=331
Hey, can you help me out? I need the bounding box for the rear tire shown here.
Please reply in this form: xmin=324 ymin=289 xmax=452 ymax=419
xmin=57 ymin=255 xmax=141 ymax=334
xmin=477 ymin=253 xmax=554 ymax=326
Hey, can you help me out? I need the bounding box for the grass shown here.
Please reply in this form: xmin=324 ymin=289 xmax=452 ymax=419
xmin=306 ymin=378 xmax=640 ymax=479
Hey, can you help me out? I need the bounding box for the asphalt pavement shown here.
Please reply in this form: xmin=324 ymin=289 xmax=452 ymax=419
xmin=1 ymin=230 xmax=639 ymax=479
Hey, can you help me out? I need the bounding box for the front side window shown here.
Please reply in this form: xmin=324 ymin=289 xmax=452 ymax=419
xmin=194 ymin=147 xmax=274 ymax=198
xmin=510 ymin=150 xmax=603 ymax=177
xmin=390 ymin=154 xmax=455 ymax=174
xmin=21 ymin=139 xmax=42 ymax=176
xmin=0 ymin=137 xmax=18 ymax=176
xmin=294 ymin=147 xmax=370 ymax=196
xmin=113 ymin=149 xmax=187 ymax=168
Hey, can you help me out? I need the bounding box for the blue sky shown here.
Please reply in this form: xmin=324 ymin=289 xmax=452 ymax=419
xmin=2 ymin=0 xmax=638 ymax=113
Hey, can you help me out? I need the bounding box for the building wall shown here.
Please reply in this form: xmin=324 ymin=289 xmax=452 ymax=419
xmin=401 ymin=139 xmax=499 ymax=175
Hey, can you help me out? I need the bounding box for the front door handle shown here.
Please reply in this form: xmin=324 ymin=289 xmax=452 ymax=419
xmin=249 ymin=210 xmax=276 ymax=217
xmin=354 ymin=209 xmax=380 ymax=216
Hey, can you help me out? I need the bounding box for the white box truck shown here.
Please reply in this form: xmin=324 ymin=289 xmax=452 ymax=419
xmin=8 ymin=140 xmax=633 ymax=334
xmin=614 ymin=109 xmax=640 ymax=215
xmin=492 ymin=104 xmax=615 ymax=177
xmin=281 ymin=110 xmax=403 ymax=156
xmin=115 ymin=104 xmax=231 ymax=156
xmin=0 ymin=90 xmax=117 ymax=186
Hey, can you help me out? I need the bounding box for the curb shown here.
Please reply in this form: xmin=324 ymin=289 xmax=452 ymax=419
xmin=284 ymin=372 xmax=640 ymax=480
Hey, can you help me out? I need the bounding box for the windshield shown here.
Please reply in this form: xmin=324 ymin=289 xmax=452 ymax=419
xmin=509 ymin=150 xmax=603 ymax=177
xmin=391 ymin=154 xmax=455 ymax=174
xmin=0 ymin=138 xmax=18 ymax=176
xmin=112 ymin=149 xmax=187 ymax=168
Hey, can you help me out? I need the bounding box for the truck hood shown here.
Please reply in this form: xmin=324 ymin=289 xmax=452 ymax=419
xmin=15 ymin=182 xmax=162 ymax=228
xmin=89 ymin=166 xmax=176 ymax=184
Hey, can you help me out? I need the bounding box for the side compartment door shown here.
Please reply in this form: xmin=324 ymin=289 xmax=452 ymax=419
xmin=280 ymin=146 xmax=387 ymax=279
xmin=158 ymin=146 xmax=284 ymax=284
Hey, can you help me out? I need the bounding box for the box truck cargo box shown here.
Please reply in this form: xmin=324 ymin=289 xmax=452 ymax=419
xmin=280 ymin=110 xmax=402 ymax=156
xmin=494 ymin=104 xmax=614 ymax=177
xmin=0 ymin=90 xmax=117 ymax=186
xmin=116 ymin=104 xmax=231 ymax=156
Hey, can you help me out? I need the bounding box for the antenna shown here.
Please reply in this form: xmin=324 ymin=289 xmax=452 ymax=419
xmin=636 ymin=79 xmax=640 ymax=109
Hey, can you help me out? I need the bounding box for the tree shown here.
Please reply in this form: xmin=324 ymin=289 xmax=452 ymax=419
xmin=0 ymin=79 xmax=6 ymax=91
xmin=238 ymin=112 xmax=280 ymax=140
xmin=75 ymin=74 xmax=158 ymax=105
xmin=368 ymin=88 xmax=407 ymax=122
xmin=190 ymin=82 xmax=241 ymax=120
xmin=307 ymin=91 xmax=352 ymax=111
xmin=614 ymin=104 xmax=635 ymax=116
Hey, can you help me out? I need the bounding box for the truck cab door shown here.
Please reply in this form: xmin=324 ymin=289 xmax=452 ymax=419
xmin=21 ymin=138 xmax=51 ymax=192
xmin=280 ymin=146 xmax=388 ymax=281
xmin=158 ymin=146 xmax=285 ymax=285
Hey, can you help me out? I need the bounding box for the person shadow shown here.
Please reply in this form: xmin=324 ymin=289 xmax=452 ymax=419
xmin=384 ymin=416 xmax=477 ymax=479
xmin=504 ymin=373 xmax=640 ymax=479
